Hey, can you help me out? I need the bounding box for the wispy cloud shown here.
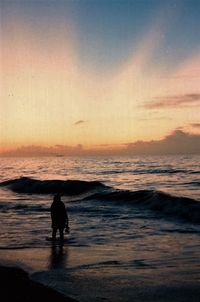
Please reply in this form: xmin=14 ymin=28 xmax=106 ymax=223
xmin=73 ymin=120 xmax=87 ymax=126
xmin=145 ymin=93 xmax=200 ymax=109
xmin=138 ymin=116 xmax=172 ymax=121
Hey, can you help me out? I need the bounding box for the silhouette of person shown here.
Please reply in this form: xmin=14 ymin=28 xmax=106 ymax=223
xmin=50 ymin=194 xmax=69 ymax=241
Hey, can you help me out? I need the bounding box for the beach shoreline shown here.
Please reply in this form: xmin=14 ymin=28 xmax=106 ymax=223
xmin=1 ymin=246 xmax=200 ymax=302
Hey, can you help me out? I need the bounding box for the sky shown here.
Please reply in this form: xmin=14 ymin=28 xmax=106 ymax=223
xmin=0 ymin=0 xmax=200 ymax=156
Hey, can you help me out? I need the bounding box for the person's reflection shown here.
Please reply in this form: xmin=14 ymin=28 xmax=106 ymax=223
xmin=48 ymin=244 xmax=68 ymax=270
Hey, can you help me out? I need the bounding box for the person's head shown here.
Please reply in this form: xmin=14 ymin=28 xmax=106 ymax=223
xmin=53 ymin=193 xmax=61 ymax=203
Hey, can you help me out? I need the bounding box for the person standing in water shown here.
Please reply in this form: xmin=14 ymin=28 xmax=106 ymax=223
xmin=50 ymin=194 xmax=69 ymax=241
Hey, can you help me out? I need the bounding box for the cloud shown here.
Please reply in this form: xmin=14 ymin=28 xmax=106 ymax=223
xmin=145 ymin=93 xmax=200 ymax=109
xmin=190 ymin=123 xmax=200 ymax=128
xmin=73 ymin=120 xmax=87 ymax=126
xmin=2 ymin=144 xmax=84 ymax=157
xmin=1 ymin=130 xmax=199 ymax=156
xmin=125 ymin=130 xmax=200 ymax=155
xmin=138 ymin=116 xmax=172 ymax=121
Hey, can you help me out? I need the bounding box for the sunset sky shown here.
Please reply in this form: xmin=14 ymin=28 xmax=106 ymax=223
xmin=0 ymin=0 xmax=200 ymax=155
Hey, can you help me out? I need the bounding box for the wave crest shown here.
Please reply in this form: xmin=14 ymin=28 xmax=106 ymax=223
xmin=0 ymin=177 xmax=106 ymax=195
xmin=84 ymin=189 xmax=200 ymax=224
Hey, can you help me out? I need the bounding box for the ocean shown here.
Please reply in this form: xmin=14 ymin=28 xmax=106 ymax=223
xmin=0 ymin=155 xmax=200 ymax=301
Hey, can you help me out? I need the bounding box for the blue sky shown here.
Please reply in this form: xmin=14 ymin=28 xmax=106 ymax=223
xmin=1 ymin=0 xmax=200 ymax=72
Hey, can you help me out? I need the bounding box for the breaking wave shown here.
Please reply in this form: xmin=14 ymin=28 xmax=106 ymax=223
xmin=0 ymin=177 xmax=106 ymax=195
xmin=84 ymin=190 xmax=200 ymax=224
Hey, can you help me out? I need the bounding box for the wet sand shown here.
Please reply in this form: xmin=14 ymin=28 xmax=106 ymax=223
xmin=1 ymin=245 xmax=200 ymax=302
